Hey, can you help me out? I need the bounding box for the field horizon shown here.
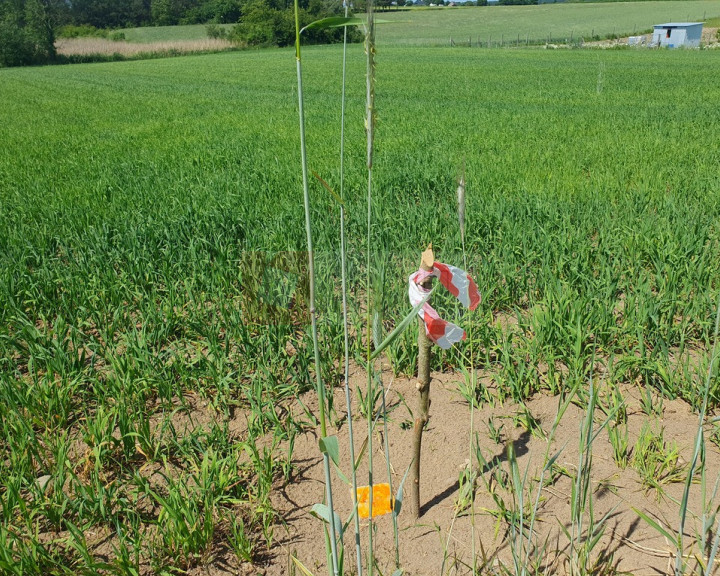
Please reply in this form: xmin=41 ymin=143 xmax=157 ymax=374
xmin=92 ymin=0 xmax=720 ymax=50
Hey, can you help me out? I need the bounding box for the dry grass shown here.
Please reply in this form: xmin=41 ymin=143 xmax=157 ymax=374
xmin=55 ymin=37 xmax=235 ymax=58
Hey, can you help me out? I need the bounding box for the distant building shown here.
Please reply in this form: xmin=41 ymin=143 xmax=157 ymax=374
xmin=652 ymin=23 xmax=703 ymax=48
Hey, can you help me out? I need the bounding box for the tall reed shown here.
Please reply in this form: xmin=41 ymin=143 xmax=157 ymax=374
xmin=364 ymin=0 xmax=377 ymax=568
xmin=293 ymin=3 xmax=339 ymax=573
xmin=339 ymin=2 xmax=363 ymax=572
xmin=456 ymin=168 xmax=479 ymax=573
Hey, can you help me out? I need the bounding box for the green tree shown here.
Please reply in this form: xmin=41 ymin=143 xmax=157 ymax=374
xmin=230 ymin=0 xmax=277 ymax=45
xmin=229 ymin=0 xmax=357 ymax=47
xmin=68 ymin=0 xmax=149 ymax=28
xmin=210 ymin=0 xmax=243 ymax=22
xmin=150 ymin=0 xmax=190 ymax=25
xmin=0 ymin=0 xmax=63 ymax=67
xmin=184 ymin=0 xmax=243 ymax=23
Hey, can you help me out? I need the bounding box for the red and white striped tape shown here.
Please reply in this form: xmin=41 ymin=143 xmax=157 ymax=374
xmin=408 ymin=262 xmax=480 ymax=349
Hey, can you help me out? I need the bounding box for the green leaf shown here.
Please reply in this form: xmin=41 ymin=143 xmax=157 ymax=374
xmin=391 ymin=570 xmax=404 ymax=576
xmin=319 ymin=435 xmax=340 ymax=467
xmin=332 ymin=460 xmax=350 ymax=485
xmin=544 ymin=444 xmax=567 ymax=472
xmin=393 ymin=460 xmax=413 ymax=518
xmin=311 ymin=503 xmax=343 ymax=539
xmin=311 ymin=170 xmax=344 ymax=206
xmin=342 ymin=507 xmax=356 ymax=534
xmin=291 ymin=555 xmax=316 ymax=576
xmin=354 ymin=435 xmax=368 ymax=471
xmin=370 ymin=288 xmax=434 ymax=361
xmin=301 ymin=16 xmax=363 ymax=34
xmin=372 ymin=310 xmax=383 ymax=350
xmin=633 ymin=507 xmax=677 ymax=543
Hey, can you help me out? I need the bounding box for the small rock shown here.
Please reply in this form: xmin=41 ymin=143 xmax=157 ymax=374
xmin=36 ymin=475 xmax=52 ymax=491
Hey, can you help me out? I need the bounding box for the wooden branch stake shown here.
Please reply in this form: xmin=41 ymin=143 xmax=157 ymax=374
xmin=411 ymin=244 xmax=434 ymax=519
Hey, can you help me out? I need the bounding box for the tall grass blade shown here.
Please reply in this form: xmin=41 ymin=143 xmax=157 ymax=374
xmin=457 ymin=172 xmax=466 ymax=248
xmin=338 ymin=1 xmax=363 ymax=569
xmin=392 ymin=461 xmax=413 ymax=518
xmin=364 ymin=0 xmax=377 ymax=570
xmin=294 ymin=3 xmax=339 ymax=573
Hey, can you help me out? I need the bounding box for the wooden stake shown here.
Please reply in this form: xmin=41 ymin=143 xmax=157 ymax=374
xmin=411 ymin=244 xmax=434 ymax=519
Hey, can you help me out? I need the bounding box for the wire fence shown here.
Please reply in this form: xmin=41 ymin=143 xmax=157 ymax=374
xmin=446 ymin=26 xmax=656 ymax=48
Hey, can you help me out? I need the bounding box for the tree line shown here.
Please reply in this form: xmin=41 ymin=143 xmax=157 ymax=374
xmin=0 ymin=0 xmax=354 ymax=67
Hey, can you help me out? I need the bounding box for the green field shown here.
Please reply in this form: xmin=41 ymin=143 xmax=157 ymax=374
xmin=2 ymin=43 xmax=720 ymax=573
xmin=112 ymin=1 xmax=720 ymax=46
xmin=118 ymin=23 xmax=234 ymax=43
xmin=375 ymin=0 xmax=720 ymax=44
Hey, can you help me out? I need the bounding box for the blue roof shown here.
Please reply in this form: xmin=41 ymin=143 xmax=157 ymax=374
xmin=654 ymin=22 xmax=703 ymax=28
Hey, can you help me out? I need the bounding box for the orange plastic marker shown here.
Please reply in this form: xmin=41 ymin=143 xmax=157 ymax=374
xmin=356 ymin=483 xmax=393 ymax=519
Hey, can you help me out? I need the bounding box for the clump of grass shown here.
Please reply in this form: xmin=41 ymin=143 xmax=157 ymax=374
xmin=602 ymin=381 xmax=629 ymax=469
xmin=639 ymin=385 xmax=663 ymax=417
xmin=635 ymin=296 xmax=720 ymax=575
xmin=564 ymin=373 xmax=618 ymax=576
xmin=508 ymin=405 xmax=546 ymax=440
xmin=710 ymin=422 xmax=720 ymax=450
xmin=632 ymin=422 xmax=689 ymax=500
xmin=487 ymin=415 xmax=504 ymax=445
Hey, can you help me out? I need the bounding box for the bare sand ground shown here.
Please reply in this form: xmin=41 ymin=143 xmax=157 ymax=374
xmin=204 ymin=362 xmax=720 ymax=576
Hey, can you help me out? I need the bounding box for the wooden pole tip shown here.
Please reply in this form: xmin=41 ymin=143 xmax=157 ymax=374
xmin=421 ymin=244 xmax=434 ymax=271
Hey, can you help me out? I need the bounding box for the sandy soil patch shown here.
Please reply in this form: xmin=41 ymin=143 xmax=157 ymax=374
xmin=261 ymin=365 xmax=720 ymax=576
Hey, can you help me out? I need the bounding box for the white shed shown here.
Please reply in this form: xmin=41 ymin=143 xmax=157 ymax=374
xmin=652 ymin=23 xmax=703 ymax=48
